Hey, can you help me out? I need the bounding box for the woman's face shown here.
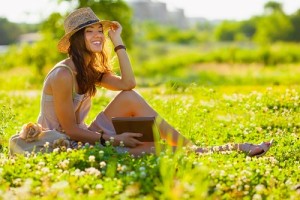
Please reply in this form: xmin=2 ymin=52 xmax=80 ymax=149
xmin=84 ymin=23 xmax=105 ymax=53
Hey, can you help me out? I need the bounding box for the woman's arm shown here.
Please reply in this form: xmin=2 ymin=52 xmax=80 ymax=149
xmin=99 ymin=21 xmax=136 ymax=91
xmin=50 ymin=68 xmax=101 ymax=144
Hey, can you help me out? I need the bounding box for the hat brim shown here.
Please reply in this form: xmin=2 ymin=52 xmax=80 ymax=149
xmin=57 ymin=20 xmax=113 ymax=53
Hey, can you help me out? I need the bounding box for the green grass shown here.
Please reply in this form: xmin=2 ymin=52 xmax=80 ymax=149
xmin=0 ymin=82 xmax=299 ymax=199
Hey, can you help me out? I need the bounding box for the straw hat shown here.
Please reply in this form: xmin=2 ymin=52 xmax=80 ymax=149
xmin=57 ymin=7 xmax=112 ymax=53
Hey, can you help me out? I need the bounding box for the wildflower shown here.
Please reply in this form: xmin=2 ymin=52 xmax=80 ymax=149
xmin=117 ymin=164 xmax=127 ymax=172
xmin=53 ymin=148 xmax=60 ymax=153
xmin=41 ymin=167 xmax=50 ymax=174
xmin=124 ymin=183 xmax=140 ymax=197
xmin=129 ymin=171 xmax=136 ymax=177
xmin=51 ymin=180 xmax=69 ymax=190
xmin=95 ymin=184 xmax=103 ymax=190
xmin=99 ymin=150 xmax=104 ymax=157
xmin=252 ymin=194 xmax=262 ymax=200
xmin=85 ymin=167 xmax=101 ymax=177
xmin=88 ymin=190 xmax=95 ymax=196
xmin=119 ymin=141 xmax=124 ymax=147
xmin=58 ymin=159 xmax=69 ymax=170
xmin=110 ymin=137 xmax=115 ymax=143
xmin=10 ymin=158 xmax=16 ymax=164
xmin=105 ymin=140 xmax=111 ymax=146
xmin=89 ymin=155 xmax=95 ymax=163
xmin=140 ymin=171 xmax=147 ymax=178
xmin=44 ymin=142 xmax=50 ymax=148
xmin=13 ymin=178 xmax=22 ymax=186
xmin=255 ymin=184 xmax=265 ymax=194
xmin=139 ymin=166 xmax=145 ymax=171
xmin=246 ymin=157 xmax=252 ymax=162
xmin=72 ymin=169 xmax=85 ymax=177
xmin=99 ymin=161 xmax=106 ymax=168
xmin=38 ymin=161 xmax=45 ymax=167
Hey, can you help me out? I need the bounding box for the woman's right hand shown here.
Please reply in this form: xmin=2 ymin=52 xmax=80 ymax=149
xmin=108 ymin=21 xmax=123 ymax=45
xmin=115 ymin=132 xmax=144 ymax=147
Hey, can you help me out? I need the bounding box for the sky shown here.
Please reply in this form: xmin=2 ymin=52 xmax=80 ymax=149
xmin=0 ymin=0 xmax=300 ymax=23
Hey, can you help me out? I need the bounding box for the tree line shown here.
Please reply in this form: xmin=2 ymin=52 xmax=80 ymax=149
xmin=0 ymin=1 xmax=300 ymax=46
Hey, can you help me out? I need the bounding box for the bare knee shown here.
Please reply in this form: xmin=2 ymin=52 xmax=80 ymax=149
xmin=117 ymin=90 xmax=141 ymax=104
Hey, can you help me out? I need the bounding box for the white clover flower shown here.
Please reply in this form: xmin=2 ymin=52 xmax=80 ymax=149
xmin=99 ymin=150 xmax=104 ymax=154
xmin=67 ymin=148 xmax=72 ymax=152
xmin=246 ymin=156 xmax=252 ymax=162
xmin=44 ymin=142 xmax=50 ymax=148
xmin=219 ymin=170 xmax=226 ymax=176
xmin=88 ymin=190 xmax=95 ymax=196
xmin=41 ymin=167 xmax=50 ymax=173
xmin=252 ymin=193 xmax=262 ymax=200
xmin=119 ymin=141 xmax=124 ymax=147
xmin=99 ymin=161 xmax=106 ymax=168
xmin=89 ymin=155 xmax=95 ymax=163
xmin=53 ymin=148 xmax=60 ymax=153
xmin=228 ymin=174 xmax=235 ymax=180
xmin=139 ymin=166 xmax=145 ymax=171
xmin=51 ymin=180 xmax=69 ymax=190
xmin=9 ymin=158 xmax=16 ymax=165
xmin=129 ymin=171 xmax=136 ymax=176
xmin=38 ymin=161 xmax=45 ymax=167
xmin=58 ymin=159 xmax=69 ymax=170
xmin=117 ymin=164 xmax=127 ymax=172
xmin=140 ymin=171 xmax=147 ymax=178
xmin=95 ymin=184 xmax=103 ymax=190
xmin=109 ymin=137 xmax=115 ymax=143
xmin=72 ymin=169 xmax=85 ymax=177
xmin=105 ymin=140 xmax=111 ymax=146
xmin=85 ymin=167 xmax=101 ymax=177
xmin=255 ymin=184 xmax=265 ymax=194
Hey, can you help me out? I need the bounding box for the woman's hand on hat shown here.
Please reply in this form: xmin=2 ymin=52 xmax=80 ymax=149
xmin=108 ymin=21 xmax=122 ymax=41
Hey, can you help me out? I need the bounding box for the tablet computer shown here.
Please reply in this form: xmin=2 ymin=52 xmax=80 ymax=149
xmin=112 ymin=116 xmax=159 ymax=142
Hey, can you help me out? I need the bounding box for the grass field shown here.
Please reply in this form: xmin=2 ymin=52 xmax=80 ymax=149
xmin=0 ymin=63 xmax=299 ymax=199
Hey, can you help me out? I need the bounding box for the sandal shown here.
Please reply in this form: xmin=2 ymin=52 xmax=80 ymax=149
xmin=239 ymin=139 xmax=274 ymax=157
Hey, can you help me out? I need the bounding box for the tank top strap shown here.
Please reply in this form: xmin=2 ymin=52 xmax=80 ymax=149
xmin=44 ymin=63 xmax=76 ymax=96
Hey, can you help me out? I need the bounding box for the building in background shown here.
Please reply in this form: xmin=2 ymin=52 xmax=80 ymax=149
xmin=128 ymin=0 xmax=189 ymax=29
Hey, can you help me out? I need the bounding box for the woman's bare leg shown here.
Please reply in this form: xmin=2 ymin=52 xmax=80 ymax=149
xmin=103 ymin=90 xmax=192 ymax=146
xmin=103 ymin=90 xmax=272 ymax=157
xmin=195 ymin=142 xmax=272 ymax=157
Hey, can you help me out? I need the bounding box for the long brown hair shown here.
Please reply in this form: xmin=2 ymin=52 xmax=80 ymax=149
xmin=68 ymin=28 xmax=112 ymax=96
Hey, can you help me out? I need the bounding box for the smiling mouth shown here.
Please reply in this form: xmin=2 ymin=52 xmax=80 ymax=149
xmin=92 ymin=41 xmax=101 ymax=45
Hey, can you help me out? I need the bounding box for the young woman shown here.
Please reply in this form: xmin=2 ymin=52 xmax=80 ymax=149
xmin=37 ymin=7 xmax=273 ymax=156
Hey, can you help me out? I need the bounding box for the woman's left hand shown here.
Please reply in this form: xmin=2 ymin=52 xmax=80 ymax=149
xmin=108 ymin=21 xmax=122 ymax=42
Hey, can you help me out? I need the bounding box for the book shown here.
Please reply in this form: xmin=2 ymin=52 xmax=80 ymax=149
xmin=112 ymin=116 xmax=159 ymax=142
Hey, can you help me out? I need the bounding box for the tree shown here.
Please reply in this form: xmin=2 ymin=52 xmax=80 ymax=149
xmin=214 ymin=21 xmax=240 ymax=41
xmin=264 ymin=1 xmax=283 ymax=15
xmin=289 ymin=9 xmax=300 ymax=41
xmin=0 ymin=18 xmax=21 ymax=45
xmin=254 ymin=7 xmax=293 ymax=44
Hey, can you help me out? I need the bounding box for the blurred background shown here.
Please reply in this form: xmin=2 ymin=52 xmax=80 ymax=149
xmin=0 ymin=0 xmax=300 ymax=89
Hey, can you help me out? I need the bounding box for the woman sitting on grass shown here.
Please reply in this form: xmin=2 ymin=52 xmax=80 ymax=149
xmin=37 ymin=7 xmax=273 ymax=156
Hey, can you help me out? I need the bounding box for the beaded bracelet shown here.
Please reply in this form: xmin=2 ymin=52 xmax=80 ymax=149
xmin=114 ymin=44 xmax=126 ymax=52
